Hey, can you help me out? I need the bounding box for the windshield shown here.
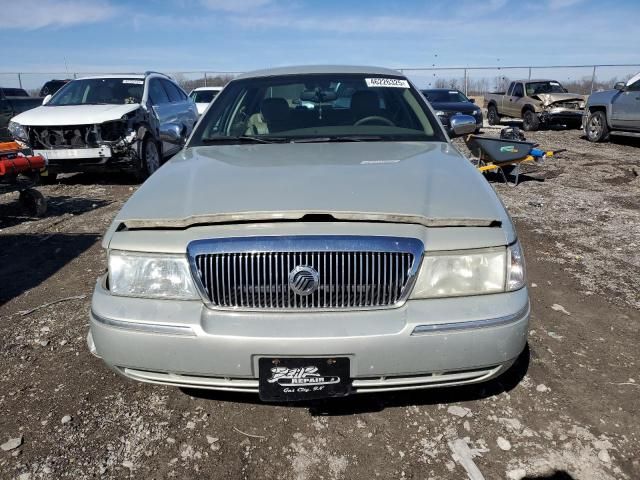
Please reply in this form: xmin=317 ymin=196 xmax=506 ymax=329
xmin=190 ymin=90 xmax=220 ymax=103
xmin=2 ymin=88 xmax=29 ymax=97
xmin=525 ymin=81 xmax=566 ymax=96
xmin=421 ymin=90 xmax=470 ymax=103
xmin=189 ymin=73 xmax=443 ymax=145
xmin=48 ymin=78 xmax=144 ymax=106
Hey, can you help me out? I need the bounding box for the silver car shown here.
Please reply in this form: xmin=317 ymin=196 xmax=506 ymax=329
xmin=88 ymin=65 xmax=529 ymax=402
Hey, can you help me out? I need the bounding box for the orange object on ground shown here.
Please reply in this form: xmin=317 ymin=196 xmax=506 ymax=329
xmin=0 ymin=141 xmax=23 ymax=155
xmin=0 ymin=142 xmax=46 ymax=176
xmin=0 ymin=155 xmax=46 ymax=176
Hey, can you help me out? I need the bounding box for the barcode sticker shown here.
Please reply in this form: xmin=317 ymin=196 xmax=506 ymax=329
xmin=365 ymin=78 xmax=410 ymax=88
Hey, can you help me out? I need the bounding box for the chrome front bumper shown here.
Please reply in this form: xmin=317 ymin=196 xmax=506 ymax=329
xmin=89 ymin=279 xmax=529 ymax=394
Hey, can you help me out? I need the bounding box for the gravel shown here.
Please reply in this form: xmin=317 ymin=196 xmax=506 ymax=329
xmin=0 ymin=128 xmax=638 ymax=479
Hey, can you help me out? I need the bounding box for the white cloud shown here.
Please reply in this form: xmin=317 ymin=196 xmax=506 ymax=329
xmin=0 ymin=0 xmax=117 ymax=29
xmin=200 ymin=0 xmax=272 ymax=12
xmin=230 ymin=13 xmax=456 ymax=33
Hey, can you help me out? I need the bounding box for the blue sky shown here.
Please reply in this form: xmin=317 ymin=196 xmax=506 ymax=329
xmin=0 ymin=0 xmax=638 ymax=74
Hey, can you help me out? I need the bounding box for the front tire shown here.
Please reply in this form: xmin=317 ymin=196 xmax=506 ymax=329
xmin=585 ymin=111 xmax=609 ymax=142
xmin=487 ymin=105 xmax=500 ymax=126
xmin=522 ymin=110 xmax=540 ymax=131
xmin=136 ymin=137 xmax=162 ymax=181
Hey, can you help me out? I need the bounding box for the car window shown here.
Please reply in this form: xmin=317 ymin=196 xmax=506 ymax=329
xmin=506 ymin=83 xmax=515 ymax=96
xmin=148 ymin=78 xmax=169 ymax=105
xmin=525 ymin=81 xmax=565 ymax=96
xmin=512 ymin=83 xmax=524 ymax=97
xmin=190 ymin=73 xmax=444 ymax=145
xmin=47 ymin=78 xmax=143 ymax=106
xmin=191 ymin=90 xmax=219 ymax=103
xmin=628 ymin=79 xmax=640 ymax=91
xmin=163 ymin=80 xmax=184 ymax=103
xmin=421 ymin=90 xmax=470 ymax=103
xmin=2 ymin=88 xmax=29 ymax=97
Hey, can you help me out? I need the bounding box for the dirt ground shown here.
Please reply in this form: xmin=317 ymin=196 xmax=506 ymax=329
xmin=0 ymin=126 xmax=638 ymax=480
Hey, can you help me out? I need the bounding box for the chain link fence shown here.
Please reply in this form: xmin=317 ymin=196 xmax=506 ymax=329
xmin=1 ymin=64 xmax=639 ymax=97
xmin=0 ymin=71 xmax=243 ymax=96
xmin=399 ymin=64 xmax=640 ymax=96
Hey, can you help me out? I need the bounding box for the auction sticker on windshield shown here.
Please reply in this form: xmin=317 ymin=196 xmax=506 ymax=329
xmin=365 ymin=78 xmax=410 ymax=88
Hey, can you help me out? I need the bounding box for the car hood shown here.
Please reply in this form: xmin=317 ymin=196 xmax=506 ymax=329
xmin=586 ymin=89 xmax=617 ymax=105
xmin=108 ymin=142 xmax=514 ymax=243
xmin=429 ymin=102 xmax=480 ymax=113
xmin=531 ymin=93 xmax=585 ymax=106
xmin=11 ymin=103 xmax=141 ymax=126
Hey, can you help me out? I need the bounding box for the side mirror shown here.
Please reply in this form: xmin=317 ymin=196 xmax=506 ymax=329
xmin=449 ymin=114 xmax=477 ymax=137
xmin=468 ymin=98 xmax=475 ymax=104
xmin=42 ymin=94 xmax=52 ymax=105
xmin=159 ymin=123 xmax=186 ymax=145
xmin=614 ymin=82 xmax=626 ymax=91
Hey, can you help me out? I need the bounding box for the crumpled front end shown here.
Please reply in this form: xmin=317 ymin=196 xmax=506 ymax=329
xmin=26 ymin=108 xmax=148 ymax=172
xmin=532 ymin=93 xmax=586 ymax=122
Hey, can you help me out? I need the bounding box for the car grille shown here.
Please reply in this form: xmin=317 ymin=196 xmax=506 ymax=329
xmin=553 ymin=102 xmax=581 ymax=110
xmin=188 ymin=236 xmax=424 ymax=310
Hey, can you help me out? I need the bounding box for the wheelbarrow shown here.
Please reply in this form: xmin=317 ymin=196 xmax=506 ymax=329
xmin=465 ymin=135 xmax=563 ymax=186
xmin=0 ymin=141 xmax=48 ymax=216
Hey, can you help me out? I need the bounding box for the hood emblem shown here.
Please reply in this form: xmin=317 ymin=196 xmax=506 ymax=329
xmin=288 ymin=266 xmax=320 ymax=296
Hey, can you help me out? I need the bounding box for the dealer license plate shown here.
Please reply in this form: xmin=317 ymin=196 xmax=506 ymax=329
xmin=258 ymin=357 xmax=351 ymax=402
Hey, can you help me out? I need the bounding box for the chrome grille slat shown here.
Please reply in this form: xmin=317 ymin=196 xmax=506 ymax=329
xmin=190 ymin=236 xmax=422 ymax=311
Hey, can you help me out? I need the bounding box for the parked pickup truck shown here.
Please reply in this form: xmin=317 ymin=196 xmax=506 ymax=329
xmin=0 ymin=88 xmax=42 ymax=141
xmin=485 ymin=79 xmax=585 ymax=131
xmin=88 ymin=65 xmax=529 ymax=403
xmin=583 ymin=72 xmax=640 ymax=142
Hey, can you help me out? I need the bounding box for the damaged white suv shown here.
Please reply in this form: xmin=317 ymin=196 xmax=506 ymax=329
xmin=8 ymin=72 xmax=198 ymax=180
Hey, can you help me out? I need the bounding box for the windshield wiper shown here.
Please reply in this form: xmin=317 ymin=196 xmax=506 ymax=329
xmin=200 ymin=135 xmax=286 ymax=144
xmin=290 ymin=135 xmax=387 ymax=143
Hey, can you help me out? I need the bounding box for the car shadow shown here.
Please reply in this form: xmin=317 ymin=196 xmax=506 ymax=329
xmin=182 ymin=344 xmax=530 ymax=414
xmin=580 ymin=135 xmax=640 ymax=147
xmin=484 ymin=170 xmax=545 ymax=185
xmin=0 ymin=233 xmax=100 ymax=305
xmin=0 ymin=195 xmax=111 ymax=230
xmin=53 ymin=171 xmax=140 ymax=186
xmin=523 ymin=472 xmax=576 ymax=480
xmin=489 ymin=119 xmax=580 ymax=132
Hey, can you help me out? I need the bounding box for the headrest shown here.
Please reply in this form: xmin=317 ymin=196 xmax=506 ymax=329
xmin=351 ymin=90 xmax=380 ymax=116
xmin=261 ymin=98 xmax=290 ymax=121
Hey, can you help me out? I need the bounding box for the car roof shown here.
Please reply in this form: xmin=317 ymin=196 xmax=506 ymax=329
xmin=421 ymin=88 xmax=462 ymax=92
xmin=77 ymin=74 xmax=145 ymax=80
xmin=235 ymin=65 xmax=403 ymax=80
xmin=192 ymin=86 xmax=224 ymax=91
xmin=511 ymin=79 xmax=559 ymax=83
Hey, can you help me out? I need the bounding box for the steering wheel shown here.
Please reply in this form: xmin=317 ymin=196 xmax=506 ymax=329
xmin=354 ymin=116 xmax=395 ymax=127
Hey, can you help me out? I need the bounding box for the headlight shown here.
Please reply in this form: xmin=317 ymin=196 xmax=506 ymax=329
xmin=8 ymin=121 xmax=28 ymax=141
xmin=506 ymin=241 xmax=526 ymax=291
xmin=410 ymin=242 xmax=526 ymax=299
xmin=108 ymin=250 xmax=199 ymax=299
